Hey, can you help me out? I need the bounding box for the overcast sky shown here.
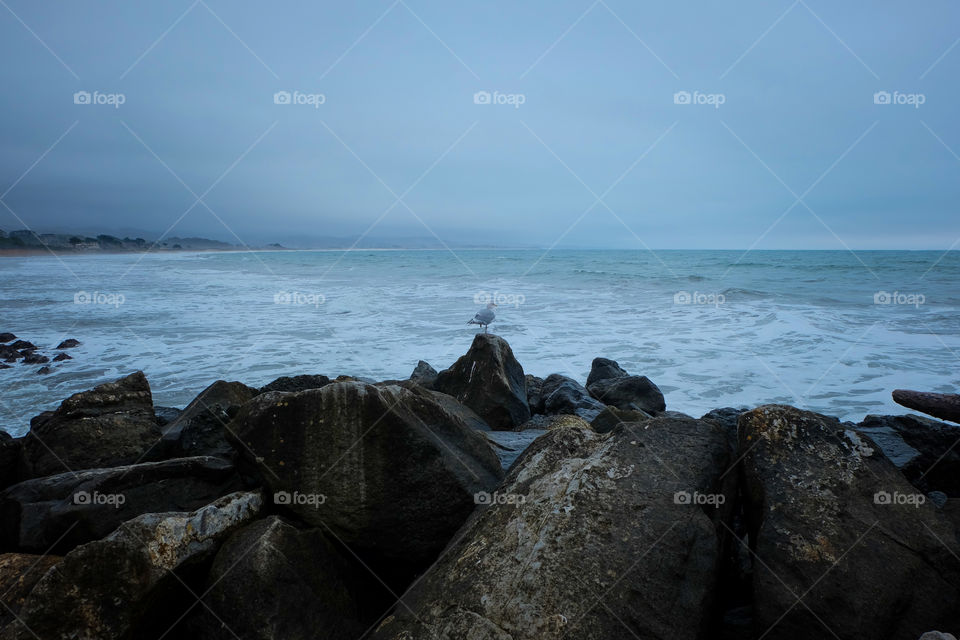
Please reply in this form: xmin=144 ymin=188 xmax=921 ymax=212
xmin=1 ymin=1 xmax=958 ymax=249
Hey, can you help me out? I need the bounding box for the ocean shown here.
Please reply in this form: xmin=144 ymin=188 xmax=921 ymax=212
xmin=1 ymin=249 xmax=957 ymax=436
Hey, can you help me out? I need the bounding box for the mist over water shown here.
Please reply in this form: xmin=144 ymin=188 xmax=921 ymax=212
xmin=1 ymin=249 xmax=958 ymax=435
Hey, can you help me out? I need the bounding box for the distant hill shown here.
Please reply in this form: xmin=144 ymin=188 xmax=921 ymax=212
xmin=0 ymin=229 xmax=252 ymax=253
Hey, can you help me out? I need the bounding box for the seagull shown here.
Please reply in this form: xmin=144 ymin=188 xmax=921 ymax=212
xmin=468 ymin=302 xmax=497 ymax=333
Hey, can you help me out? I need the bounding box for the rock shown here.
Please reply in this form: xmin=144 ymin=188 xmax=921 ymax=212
xmin=35 ymin=366 xmax=50 ymax=375
xmin=8 ymin=341 xmax=34 ymax=351
xmin=0 ymin=363 xmax=10 ymax=369
xmin=586 ymin=356 xmax=629 ymax=387
xmin=55 ymin=338 xmax=80 ymax=349
xmin=928 ymin=491 xmax=948 ymax=509
xmin=893 ymin=389 xmax=960 ymax=424
xmin=409 ymin=360 xmax=438 ymax=389
xmin=227 ymin=381 xmax=503 ymax=571
xmin=0 ymin=456 xmax=243 ymax=553
xmin=158 ymin=380 xmax=258 ymax=459
xmin=738 ymin=405 xmax=960 ymax=640
xmin=373 ymin=415 xmax=736 ymax=640
xmin=2 ymin=491 xmax=263 ymax=640
xmin=194 ymin=516 xmax=370 ymax=640
xmin=21 ymin=352 xmax=48 ymax=365
xmin=587 ymin=374 xmax=665 ymax=413
xmin=515 ymin=413 xmax=591 ymax=431
xmin=525 ymin=374 xmax=545 ymax=414
xmin=541 ymin=373 xmax=606 ymax=421
xmin=0 ymin=333 xmax=15 ymax=343
xmin=435 ymin=333 xmax=530 ymax=429
xmin=590 ymin=405 xmax=652 ymax=434
xmin=919 ymin=633 xmax=958 ymax=640
xmin=859 ymin=414 xmax=960 ymax=496
xmin=20 ymin=372 xmax=161 ymax=479
xmin=51 ymin=352 xmax=71 ymax=362
xmin=153 ymin=406 xmax=182 ymax=426
xmin=259 ymin=374 xmax=331 ymax=394
xmin=0 ymin=432 xmax=20 ymax=491
xmin=482 ymin=429 xmax=548 ymax=470
xmin=0 ymin=553 xmax=61 ymax=630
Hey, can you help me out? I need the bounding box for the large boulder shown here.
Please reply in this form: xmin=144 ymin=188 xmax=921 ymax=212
xmin=1 ymin=491 xmax=262 ymax=640
xmin=585 ymin=357 xmax=665 ymax=413
xmin=541 ymin=373 xmax=606 ymax=421
xmin=157 ymin=380 xmax=258 ymax=459
xmin=373 ymin=415 xmax=737 ymax=640
xmin=259 ymin=374 xmax=331 ymax=394
xmin=193 ymin=516 xmax=370 ymax=640
xmin=859 ymin=414 xmax=960 ymax=496
xmin=20 ymin=372 xmax=161 ymax=478
xmin=0 ymin=456 xmax=242 ymax=553
xmin=590 ymin=405 xmax=653 ymax=434
xmin=226 ymin=381 xmax=503 ymax=569
xmin=892 ymin=389 xmax=960 ymax=424
xmin=738 ymin=405 xmax=960 ymax=640
xmin=0 ymin=553 xmax=61 ymax=630
xmin=435 ymin=333 xmax=530 ymax=429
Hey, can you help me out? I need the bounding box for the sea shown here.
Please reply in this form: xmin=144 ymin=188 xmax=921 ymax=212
xmin=1 ymin=249 xmax=958 ymax=436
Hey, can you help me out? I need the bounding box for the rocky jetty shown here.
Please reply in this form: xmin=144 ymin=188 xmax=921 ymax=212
xmin=0 ymin=335 xmax=957 ymax=639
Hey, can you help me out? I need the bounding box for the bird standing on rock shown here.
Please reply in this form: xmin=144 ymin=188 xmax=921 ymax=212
xmin=468 ymin=302 xmax=496 ymax=333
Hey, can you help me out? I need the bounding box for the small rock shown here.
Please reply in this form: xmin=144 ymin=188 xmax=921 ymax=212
xmin=0 ymin=363 xmax=10 ymax=370
xmin=55 ymin=338 xmax=80 ymax=349
xmin=919 ymin=633 xmax=958 ymax=640
xmin=586 ymin=356 xmax=629 ymax=387
xmin=408 ymin=360 xmax=438 ymax=389
xmin=0 ymin=333 xmax=15 ymax=343
xmin=525 ymin=374 xmax=545 ymax=414
xmin=36 ymin=365 xmax=51 ymax=375
xmin=9 ymin=340 xmax=34 ymax=351
xmin=52 ymin=352 xmax=71 ymax=362
xmin=22 ymin=353 xmax=49 ymax=364
xmin=259 ymin=374 xmax=331 ymax=393
xmin=158 ymin=380 xmax=258 ymax=459
xmin=153 ymin=406 xmax=182 ymax=426
xmin=540 ymin=373 xmax=606 ymax=421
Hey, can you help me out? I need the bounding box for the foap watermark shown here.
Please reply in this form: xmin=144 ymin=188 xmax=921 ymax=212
xmin=874 ymin=290 xmax=924 ymax=308
xmin=274 ymin=90 xmax=326 ymax=108
xmin=473 ymin=90 xmax=525 ymax=109
xmin=73 ymin=90 xmax=125 ymax=108
xmin=74 ymin=291 xmax=125 ymax=307
xmin=674 ymin=291 xmax=725 ymax=307
xmin=73 ymin=490 xmax=126 ymax=508
xmin=873 ymin=90 xmax=925 ymax=108
xmin=274 ymin=490 xmax=327 ymax=507
xmin=673 ymin=90 xmax=725 ymax=109
xmin=474 ymin=491 xmax=526 ymax=505
xmin=474 ymin=290 xmax=525 ymax=308
xmin=874 ymin=490 xmax=925 ymax=508
xmin=274 ymin=291 xmax=325 ymax=307
xmin=674 ymin=490 xmax=726 ymax=507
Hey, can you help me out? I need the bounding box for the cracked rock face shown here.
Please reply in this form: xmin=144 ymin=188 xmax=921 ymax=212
xmin=373 ymin=415 xmax=736 ymax=640
xmin=738 ymin=405 xmax=960 ymax=640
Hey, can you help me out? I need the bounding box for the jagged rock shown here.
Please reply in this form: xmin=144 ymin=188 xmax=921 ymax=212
xmin=0 ymin=333 xmax=15 ymax=343
xmin=158 ymin=380 xmax=258 ymax=459
xmin=153 ymin=406 xmax=182 ymax=427
xmin=591 ymin=405 xmax=652 ymax=434
xmin=259 ymin=374 xmax=331 ymax=394
xmin=21 ymin=352 xmax=48 ymax=365
xmin=858 ymin=414 xmax=960 ymax=496
xmin=21 ymin=372 xmax=161 ymax=479
xmin=435 ymin=333 xmax=530 ymax=429
xmin=8 ymin=341 xmax=34 ymax=351
xmin=525 ymin=374 xmax=545 ymax=414
xmin=373 ymin=416 xmax=736 ymax=640
xmin=586 ymin=356 xmax=628 ymax=387
xmin=227 ymin=381 xmax=502 ymax=571
xmin=893 ymin=389 xmax=960 ymax=424
xmin=0 ymin=456 xmax=242 ymax=553
xmin=587 ymin=374 xmax=665 ymax=413
xmin=409 ymin=360 xmax=438 ymax=389
xmin=35 ymin=366 xmax=51 ymax=375
xmin=1 ymin=491 xmax=262 ymax=640
xmin=739 ymin=405 xmax=960 ymax=640
xmin=51 ymin=352 xmax=71 ymax=362
xmin=0 ymin=553 xmax=61 ymax=630
xmin=55 ymin=339 xmax=80 ymax=349
xmin=541 ymin=373 xmax=606 ymax=421
xmin=193 ymin=516 xmax=370 ymax=640
xmin=0 ymin=432 xmax=20 ymax=491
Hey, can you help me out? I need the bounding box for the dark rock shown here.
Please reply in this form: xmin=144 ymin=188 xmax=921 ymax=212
xmin=158 ymin=380 xmax=258 ymax=459
xmin=8 ymin=341 xmax=34 ymax=351
xmin=226 ymin=381 xmax=503 ymax=571
xmin=590 ymin=405 xmax=652 ymax=434
xmin=893 ymin=389 xmax=960 ymax=424
xmin=195 ymin=516 xmax=370 ymax=640
xmin=0 ymin=363 xmax=10 ymax=369
xmin=51 ymin=352 xmax=71 ymax=362
xmin=0 ymin=553 xmax=61 ymax=630
xmin=0 ymin=333 xmax=15 ymax=343
xmin=515 ymin=413 xmax=591 ymax=431
xmin=35 ymin=366 xmax=51 ymax=375
xmin=586 ymin=356 xmax=629 ymax=387
xmin=55 ymin=338 xmax=80 ymax=349
xmin=20 ymin=371 xmax=161 ymax=479
xmin=409 ymin=360 xmax=438 ymax=389
xmin=0 ymin=432 xmax=20 ymax=491
xmin=21 ymin=352 xmax=48 ymax=365
xmin=738 ymin=405 xmax=960 ymax=640
xmin=482 ymin=429 xmax=549 ymax=470
xmin=435 ymin=333 xmax=530 ymax=429
xmin=2 ymin=491 xmax=262 ymax=640
xmin=587 ymin=374 xmax=665 ymax=413
xmin=859 ymin=413 xmax=960 ymax=496
xmin=259 ymin=374 xmax=331 ymax=394
xmin=153 ymin=406 xmax=182 ymax=427
xmin=541 ymin=373 xmax=606 ymax=421
xmin=373 ymin=415 xmax=736 ymax=640
xmin=525 ymin=374 xmax=545 ymax=414
xmin=0 ymin=456 xmax=243 ymax=554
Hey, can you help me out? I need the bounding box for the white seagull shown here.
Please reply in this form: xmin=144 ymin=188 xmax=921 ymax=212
xmin=468 ymin=302 xmax=497 ymax=333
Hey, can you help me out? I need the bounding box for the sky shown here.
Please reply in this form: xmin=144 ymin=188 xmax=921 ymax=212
xmin=0 ymin=1 xmax=958 ymax=249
